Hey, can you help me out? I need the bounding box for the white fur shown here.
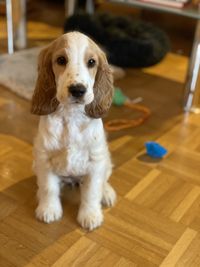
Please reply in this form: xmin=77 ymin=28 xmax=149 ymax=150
xmin=33 ymin=33 xmax=116 ymax=231
xmin=34 ymin=105 xmax=116 ymax=230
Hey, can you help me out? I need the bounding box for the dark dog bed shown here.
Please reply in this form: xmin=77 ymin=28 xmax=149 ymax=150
xmin=64 ymin=13 xmax=170 ymax=68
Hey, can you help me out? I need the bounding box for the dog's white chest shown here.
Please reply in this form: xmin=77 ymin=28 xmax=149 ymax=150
xmin=66 ymin=126 xmax=89 ymax=176
xmin=54 ymin=110 xmax=92 ymax=177
xmin=37 ymin=108 xmax=103 ymax=178
xmin=48 ymin=124 xmax=90 ymax=177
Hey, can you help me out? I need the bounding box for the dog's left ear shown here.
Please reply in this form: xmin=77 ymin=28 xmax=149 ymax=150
xmin=85 ymin=51 xmax=113 ymax=118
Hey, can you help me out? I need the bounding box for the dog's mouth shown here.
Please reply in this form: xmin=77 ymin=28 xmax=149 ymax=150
xmin=70 ymin=95 xmax=94 ymax=105
xmin=70 ymin=98 xmax=85 ymax=105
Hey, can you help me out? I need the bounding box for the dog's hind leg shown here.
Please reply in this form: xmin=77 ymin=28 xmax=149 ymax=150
xmin=102 ymin=182 xmax=116 ymax=208
xmin=101 ymin=161 xmax=116 ymax=207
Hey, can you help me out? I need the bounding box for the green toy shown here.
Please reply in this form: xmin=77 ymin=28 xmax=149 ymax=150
xmin=113 ymin=87 xmax=127 ymax=106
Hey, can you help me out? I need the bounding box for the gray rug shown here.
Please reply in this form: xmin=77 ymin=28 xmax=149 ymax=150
xmin=0 ymin=47 xmax=125 ymax=100
xmin=0 ymin=47 xmax=42 ymax=100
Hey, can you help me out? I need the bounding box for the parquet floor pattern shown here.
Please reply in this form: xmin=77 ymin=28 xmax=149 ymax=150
xmin=0 ymin=104 xmax=200 ymax=266
xmin=1 ymin=3 xmax=200 ymax=265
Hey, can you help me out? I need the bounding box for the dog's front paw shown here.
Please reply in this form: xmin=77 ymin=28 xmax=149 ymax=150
xmin=77 ymin=206 xmax=103 ymax=231
xmin=36 ymin=200 xmax=63 ymax=224
xmin=102 ymin=183 xmax=116 ymax=207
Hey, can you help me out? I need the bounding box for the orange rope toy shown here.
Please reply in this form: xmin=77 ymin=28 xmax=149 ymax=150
xmin=104 ymin=88 xmax=151 ymax=132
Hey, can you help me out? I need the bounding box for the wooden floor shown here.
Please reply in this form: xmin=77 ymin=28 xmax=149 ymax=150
xmin=2 ymin=79 xmax=200 ymax=267
xmin=1 ymin=3 xmax=200 ymax=267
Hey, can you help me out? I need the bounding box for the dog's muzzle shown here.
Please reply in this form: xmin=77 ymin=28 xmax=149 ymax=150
xmin=69 ymin=84 xmax=86 ymax=99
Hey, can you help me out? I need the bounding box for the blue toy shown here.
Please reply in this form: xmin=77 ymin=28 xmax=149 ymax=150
xmin=145 ymin=141 xmax=167 ymax=158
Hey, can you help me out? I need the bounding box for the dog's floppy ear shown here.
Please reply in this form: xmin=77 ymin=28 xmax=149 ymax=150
xmin=31 ymin=45 xmax=59 ymax=115
xmin=85 ymin=50 xmax=113 ymax=118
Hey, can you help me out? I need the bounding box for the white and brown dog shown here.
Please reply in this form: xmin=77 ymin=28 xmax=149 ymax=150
xmin=31 ymin=32 xmax=116 ymax=231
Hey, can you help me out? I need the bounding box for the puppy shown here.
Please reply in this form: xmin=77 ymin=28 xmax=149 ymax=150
xmin=31 ymin=32 xmax=116 ymax=231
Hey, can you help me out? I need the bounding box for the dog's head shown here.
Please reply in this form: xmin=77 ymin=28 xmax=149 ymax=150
xmin=31 ymin=32 xmax=113 ymax=118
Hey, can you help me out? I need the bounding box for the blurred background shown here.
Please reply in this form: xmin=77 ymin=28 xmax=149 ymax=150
xmin=0 ymin=0 xmax=195 ymax=55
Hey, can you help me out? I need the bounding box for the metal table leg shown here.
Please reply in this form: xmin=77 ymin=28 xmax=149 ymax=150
xmin=6 ymin=0 xmax=14 ymax=54
xmin=65 ymin=0 xmax=94 ymax=17
xmin=14 ymin=0 xmax=26 ymax=50
xmin=65 ymin=0 xmax=76 ymax=17
xmin=86 ymin=0 xmax=94 ymax=14
xmin=184 ymin=20 xmax=200 ymax=113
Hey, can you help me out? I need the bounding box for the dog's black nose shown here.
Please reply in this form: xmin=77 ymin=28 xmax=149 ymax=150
xmin=69 ymin=84 xmax=86 ymax=98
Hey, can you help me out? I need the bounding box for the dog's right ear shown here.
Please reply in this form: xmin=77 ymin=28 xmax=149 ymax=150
xmin=31 ymin=46 xmax=59 ymax=115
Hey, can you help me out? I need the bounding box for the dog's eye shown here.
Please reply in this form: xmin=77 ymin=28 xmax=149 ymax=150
xmin=87 ymin=58 xmax=96 ymax=68
xmin=56 ymin=56 xmax=67 ymax=66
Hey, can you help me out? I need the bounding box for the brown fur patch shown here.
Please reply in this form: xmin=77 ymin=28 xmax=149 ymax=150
xmin=85 ymin=41 xmax=114 ymax=118
xmin=31 ymin=45 xmax=59 ymax=115
xmin=31 ymin=35 xmax=69 ymax=116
